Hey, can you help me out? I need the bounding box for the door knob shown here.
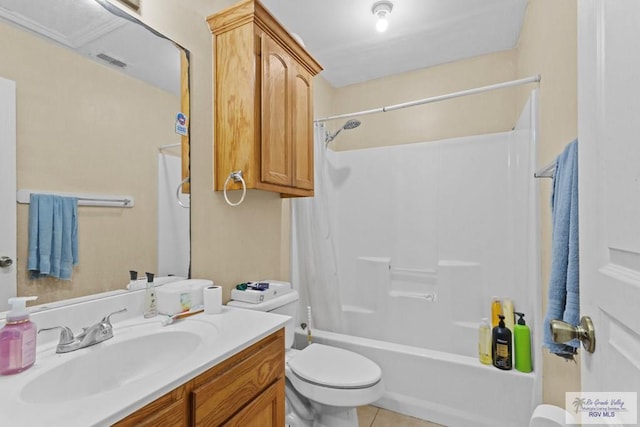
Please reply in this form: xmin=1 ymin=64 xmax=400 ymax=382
xmin=0 ymin=256 xmax=13 ymax=268
xmin=550 ymin=316 xmax=596 ymax=353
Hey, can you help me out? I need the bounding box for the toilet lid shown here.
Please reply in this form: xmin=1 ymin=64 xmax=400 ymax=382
xmin=288 ymin=343 xmax=382 ymax=389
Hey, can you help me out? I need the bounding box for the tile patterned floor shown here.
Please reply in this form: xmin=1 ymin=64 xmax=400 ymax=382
xmin=357 ymin=406 xmax=446 ymax=427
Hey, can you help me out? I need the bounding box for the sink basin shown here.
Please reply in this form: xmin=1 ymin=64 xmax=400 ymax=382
xmin=21 ymin=321 xmax=216 ymax=404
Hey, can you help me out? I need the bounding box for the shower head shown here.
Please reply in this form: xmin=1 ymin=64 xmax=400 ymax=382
xmin=342 ymin=119 xmax=361 ymax=130
xmin=325 ymin=119 xmax=361 ymax=145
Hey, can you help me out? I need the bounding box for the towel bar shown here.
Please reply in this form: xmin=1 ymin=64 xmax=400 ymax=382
xmin=17 ymin=189 xmax=134 ymax=208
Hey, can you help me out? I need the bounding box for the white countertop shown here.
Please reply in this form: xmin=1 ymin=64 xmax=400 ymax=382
xmin=0 ymin=306 xmax=289 ymax=427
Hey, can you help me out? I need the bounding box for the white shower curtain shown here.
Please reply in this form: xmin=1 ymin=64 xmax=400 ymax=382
xmin=158 ymin=152 xmax=190 ymax=278
xmin=291 ymin=124 xmax=344 ymax=332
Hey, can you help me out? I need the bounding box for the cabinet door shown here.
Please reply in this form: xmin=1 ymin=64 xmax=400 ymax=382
xmin=191 ymin=330 xmax=285 ymax=426
xmin=291 ymin=65 xmax=314 ymax=190
xmin=223 ymin=378 xmax=285 ymax=427
xmin=261 ymin=35 xmax=292 ymax=187
xmin=112 ymin=386 xmax=188 ymax=427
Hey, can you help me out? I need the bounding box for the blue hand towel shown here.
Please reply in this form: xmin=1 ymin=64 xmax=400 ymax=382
xmin=543 ymin=140 xmax=580 ymax=359
xmin=27 ymin=194 xmax=78 ymax=280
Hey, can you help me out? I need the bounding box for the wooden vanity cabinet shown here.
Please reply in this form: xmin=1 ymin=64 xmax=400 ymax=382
xmin=113 ymin=329 xmax=285 ymax=427
xmin=112 ymin=386 xmax=189 ymax=427
xmin=190 ymin=327 xmax=285 ymax=426
xmin=207 ymin=0 xmax=322 ymax=198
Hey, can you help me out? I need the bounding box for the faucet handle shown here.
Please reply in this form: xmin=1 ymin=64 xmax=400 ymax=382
xmin=38 ymin=326 xmax=75 ymax=345
xmin=102 ymin=308 xmax=127 ymax=325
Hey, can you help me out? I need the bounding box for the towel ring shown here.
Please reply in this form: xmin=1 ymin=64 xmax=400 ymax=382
xmin=176 ymin=176 xmax=190 ymax=208
xmin=223 ymin=171 xmax=246 ymax=206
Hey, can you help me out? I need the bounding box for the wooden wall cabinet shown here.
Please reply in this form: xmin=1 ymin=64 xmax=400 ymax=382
xmin=207 ymin=0 xmax=322 ymax=198
xmin=113 ymin=329 xmax=285 ymax=427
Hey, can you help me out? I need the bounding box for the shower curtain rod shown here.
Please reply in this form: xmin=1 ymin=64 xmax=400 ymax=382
xmin=314 ymin=74 xmax=541 ymax=123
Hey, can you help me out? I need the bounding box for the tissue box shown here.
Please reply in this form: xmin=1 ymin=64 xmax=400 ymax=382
xmin=156 ymin=279 xmax=212 ymax=315
xmin=230 ymin=280 xmax=293 ymax=304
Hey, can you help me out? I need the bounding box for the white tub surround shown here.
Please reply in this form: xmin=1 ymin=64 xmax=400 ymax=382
xmin=0 ymin=291 xmax=289 ymax=427
xmin=292 ymin=92 xmax=540 ymax=425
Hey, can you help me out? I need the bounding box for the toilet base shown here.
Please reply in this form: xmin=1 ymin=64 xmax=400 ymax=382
xmin=310 ymin=404 xmax=359 ymax=427
xmin=285 ymin=387 xmax=360 ymax=427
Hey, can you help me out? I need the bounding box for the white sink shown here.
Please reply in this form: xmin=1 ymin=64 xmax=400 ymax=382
xmin=0 ymin=301 xmax=288 ymax=427
xmin=20 ymin=320 xmax=217 ymax=404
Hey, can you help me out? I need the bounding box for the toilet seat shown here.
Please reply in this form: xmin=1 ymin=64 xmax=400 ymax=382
xmin=286 ymin=344 xmax=384 ymax=407
xmin=289 ymin=343 xmax=382 ymax=388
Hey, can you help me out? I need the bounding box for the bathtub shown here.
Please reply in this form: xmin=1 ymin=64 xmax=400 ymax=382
xmin=294 ymin=327 xmax=538 ymax=427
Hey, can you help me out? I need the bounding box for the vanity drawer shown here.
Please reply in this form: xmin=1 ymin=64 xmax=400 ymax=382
xmin=191 ymin=328 xmax=285 ymax=426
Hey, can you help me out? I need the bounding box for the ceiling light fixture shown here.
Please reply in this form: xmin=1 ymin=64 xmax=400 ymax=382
xmin=372 ymin=0 xmax=393 ymax=33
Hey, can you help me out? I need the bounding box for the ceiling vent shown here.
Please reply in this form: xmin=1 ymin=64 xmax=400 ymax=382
xmin=96 ymin=52 xmax=127 ymax=68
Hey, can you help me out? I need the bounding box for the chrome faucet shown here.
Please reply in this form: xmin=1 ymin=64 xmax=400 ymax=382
xmin=39 ymin=308 xmax=127 ymax=354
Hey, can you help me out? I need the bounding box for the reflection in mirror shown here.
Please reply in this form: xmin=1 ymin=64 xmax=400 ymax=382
xmin=0 ymin=0 xmax=190 ymax=309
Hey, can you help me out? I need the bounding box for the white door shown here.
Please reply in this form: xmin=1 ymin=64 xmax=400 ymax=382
xmin=578 ymin=0 xmax=640 ymax=424
xmin=0 ymin=77 xmax=17 ymax=311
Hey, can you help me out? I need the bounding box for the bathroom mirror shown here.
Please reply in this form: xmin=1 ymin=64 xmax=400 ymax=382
xmin=0 ymin=0 xmax=190 ymax=307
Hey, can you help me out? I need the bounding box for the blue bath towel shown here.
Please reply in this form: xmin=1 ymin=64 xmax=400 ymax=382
xmin=27 ymin=194 xmax=79 ymax=280
xmin=543 ymin=140 xmax=579 ymax=359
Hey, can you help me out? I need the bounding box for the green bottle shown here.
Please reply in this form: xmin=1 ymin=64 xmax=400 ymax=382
xmin=514 ymin=312 xmax=532 ymax=373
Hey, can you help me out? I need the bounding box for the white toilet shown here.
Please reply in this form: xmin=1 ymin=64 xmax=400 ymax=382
xmin=228 ymin=286 xmax=384 ymax=427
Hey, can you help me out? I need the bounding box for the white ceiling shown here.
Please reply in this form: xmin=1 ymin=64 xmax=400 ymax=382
xmin=0 ymin=0 xmax=529 ymax=92
xmin=0 ymin=0 xmax=180 ymax=95
xmin=261 ymin=0 xmax=529 ymax=88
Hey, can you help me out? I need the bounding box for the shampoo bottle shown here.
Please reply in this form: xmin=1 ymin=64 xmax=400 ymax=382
xmin=492 ymin=314 xmax=512 ymax=370
xmin=514 ymin=312 xmax=533 ymax=373
xmin=478 ymin=317 xmax=492 ymax=365
xmin=144 ymin=272 xmax=158 ymax=318
xmin=0 ymin=296 xmax=38 ymax=375
xmin=491 ymin=296 xmax=502 ymax=327
xmin=502 ymin=298 xmax=514 ymax=331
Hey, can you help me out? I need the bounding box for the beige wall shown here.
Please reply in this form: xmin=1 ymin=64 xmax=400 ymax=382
xmin=515 ymin=0 xmax=580 ymax=408
xmin=326 ymin=50 xmax=518 ymax=151
xmin=2 ymin=21 xmax=177 ymax=303
xmin=313 ymin=76 xmax=336 ymax=120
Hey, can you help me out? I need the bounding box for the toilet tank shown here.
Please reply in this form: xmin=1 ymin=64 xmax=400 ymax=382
xmin=227 ymin=290 xmax=299 ymax=348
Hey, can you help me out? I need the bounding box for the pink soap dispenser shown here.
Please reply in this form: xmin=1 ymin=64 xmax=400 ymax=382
xmin=0 ymin=296 xmax=38 ymax=375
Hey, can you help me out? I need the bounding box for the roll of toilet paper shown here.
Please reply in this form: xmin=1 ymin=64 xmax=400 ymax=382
xmin=204 ymin=285 xmax=222 ymax=314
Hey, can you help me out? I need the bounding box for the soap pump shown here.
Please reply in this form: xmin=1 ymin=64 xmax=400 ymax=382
xmin=127 ymin=270 xmax=138 ymax=290
xmin=0 ymin=296 xmax=38 ymax=375
xmin=143 ymin=272 xmax=158 ymax=318
xmin=514 ymin=312 xmax=533 ymax=373
xmin=492 ymin=314 xmax=512 ymax=370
